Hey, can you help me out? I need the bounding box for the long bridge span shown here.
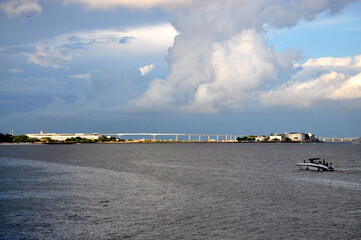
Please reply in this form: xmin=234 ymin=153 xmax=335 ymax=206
xmin=318 ymin=137 xmax=357 ymax=142
xmin=103 ymin=133 xmax=245 ymax=142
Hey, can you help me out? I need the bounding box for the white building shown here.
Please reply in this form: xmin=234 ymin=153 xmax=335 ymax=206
xmin=285 ymin=132 xmax=306 ymax=142
xmin=256 ymin=136 xmax=268 ymax=142
xmin=26 ymin=131 xmax=100 ymax=141
xmin=269 ymin=135 xmax=285 ymax=141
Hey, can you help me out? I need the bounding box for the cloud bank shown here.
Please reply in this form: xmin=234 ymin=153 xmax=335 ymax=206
xmin=259 ymin=55 xmax=361 ymax=107
xmin=127 ymin=0 xmax=360 ymax=114
xmin=21 ymin=23 xmax=176 ymax=68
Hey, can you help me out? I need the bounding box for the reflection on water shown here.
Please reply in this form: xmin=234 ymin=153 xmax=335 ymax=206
xmin=0 ymin=143 xmax=360 ymax=239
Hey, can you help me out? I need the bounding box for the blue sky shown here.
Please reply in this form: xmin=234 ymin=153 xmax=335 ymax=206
xmin=0 ymin=0 xmax=361 ymax=137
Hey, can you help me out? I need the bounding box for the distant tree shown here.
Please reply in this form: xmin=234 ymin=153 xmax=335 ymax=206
xmin=12 ymin=135 xmax=39 ymax=143
xmin=98 ymin=135 xmax=117 ymax=142
xmin=0 ymin=133 xmax=13 ymax=143
xmin=248 ymin=135 xmax=256 ymax=141
xmin=13 ymin=135 xmax=31 ymax=142
xmin=237 ymin=136 xmax=256 ymax=142
xmin=41 ymin=137 xmax=54 ymax=143
xmin=65 ymin=137 xmax=95 ymax=143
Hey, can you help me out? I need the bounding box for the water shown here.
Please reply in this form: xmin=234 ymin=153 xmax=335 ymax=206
xmin=0 ymin=143 xmax=360 ymax=239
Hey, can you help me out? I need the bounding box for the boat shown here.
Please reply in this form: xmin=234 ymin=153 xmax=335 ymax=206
xmin=296 ymin=158 xmax=334 ymax=171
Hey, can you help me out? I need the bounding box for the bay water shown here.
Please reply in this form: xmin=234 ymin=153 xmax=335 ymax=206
xmin=0 ymin=143 xmax=360 ymax=239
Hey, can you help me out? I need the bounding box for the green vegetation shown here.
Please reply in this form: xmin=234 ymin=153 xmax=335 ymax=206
xmin=98 ymin=135 xmax=117 ymax=142
xmin=65 ymin=137 xmax=96 ymax=143
xmin=13 ymin=135 xmax=40 ymax=143
xmin=41 ymin=137 xmax=53 ymax=143
xmin=236 ymin=135 xmax=256 ymax=142
xmin=0 ymin=133 xmax=39 ymax=143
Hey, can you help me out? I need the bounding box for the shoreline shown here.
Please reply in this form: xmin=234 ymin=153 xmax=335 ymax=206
xmin=0 ymin=141 xmax=329 ymax=145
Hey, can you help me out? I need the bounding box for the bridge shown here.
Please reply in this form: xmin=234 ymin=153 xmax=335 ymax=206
xmin=103 ymin=133 xmax=245 ymax=142
xmin=318 ymin=137 xmax=357 ymax=142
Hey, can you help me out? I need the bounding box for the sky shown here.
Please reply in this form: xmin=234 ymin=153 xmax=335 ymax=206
xmin=0 ymin=0 xmax=361 ymax=137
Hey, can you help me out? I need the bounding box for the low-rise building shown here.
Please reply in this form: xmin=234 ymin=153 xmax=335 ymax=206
xmin=269 ymin=135 xmax=285 ymax=141
xmin=256 ymin=136 xmax=268 ymax=142
xmin=26 ymin=131 xmax=100 ymax=141
xmin=285 ymin=132 xmax=306 ymax=142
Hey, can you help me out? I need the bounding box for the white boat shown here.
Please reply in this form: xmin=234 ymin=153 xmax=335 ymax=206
xmin=296 ymin=158 xmax=334 ymax=171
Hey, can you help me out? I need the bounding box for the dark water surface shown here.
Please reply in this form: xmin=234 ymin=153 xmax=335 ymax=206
xmin=0 ymin=143 xmax=360 ymax=239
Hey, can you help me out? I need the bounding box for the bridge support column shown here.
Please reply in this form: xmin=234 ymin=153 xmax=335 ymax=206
xmin=199 ymin=135 xmax=201 ymax=141
xmin=176 ymin=135 xmax=178 ymax=142
xmin=208 ymin=135 xmax=210 ymax=141
xmin=153 ymin=135 xmax=156 ymax=141
xmin=189 ymin=135 xmax=191 ymax=142
xmin=226 ymin=134 xmax=228 ymax=142
xmin=217 ymin=135 xmax=219 ymax=142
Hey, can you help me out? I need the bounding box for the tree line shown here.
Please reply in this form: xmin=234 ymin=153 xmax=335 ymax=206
xmin=0 ymin=133 xmax=39 ymax=143
xmin=0 ymin=133 xmax=120 ymax=143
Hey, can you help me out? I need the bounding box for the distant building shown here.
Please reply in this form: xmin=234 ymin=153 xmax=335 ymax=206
xmin=283 ymin=132 xmax=319 ymax=142
xmin=285 ymin=132 xmax=306 ymax=142
xmin=305 ymin=133 xmax=317 ymax=141
xmin=269 ymin=134 xmax=285 ymax=141
xmin=256 ymin=136 xmax=268 ymax=142
xmin=26 ymin=132 xmax=100 ymax=141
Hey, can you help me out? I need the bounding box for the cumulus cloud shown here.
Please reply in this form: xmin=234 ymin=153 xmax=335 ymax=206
xmin=259 ymin=55 xmax=361 ymax=107
xmin=130 ymin=0 xmax=359 ymax=113
xmin=0 ymin=0 xmax=41 ymax=17
xmin=302 ymin=55 xmax=361 ymax=68
xmin=139 ymin=64 xmax=155 ymax=76
xmin=184 ymin=29 xmax=297 ymax=113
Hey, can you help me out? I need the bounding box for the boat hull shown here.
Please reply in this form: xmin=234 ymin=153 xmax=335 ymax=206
xmin=296 ymin=163 xmax=333 ymax=171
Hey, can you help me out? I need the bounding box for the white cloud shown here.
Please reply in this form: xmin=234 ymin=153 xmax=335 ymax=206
xmin=64 ymin=0 xmax=198 ymax=10
xmin=139 ymin=64 xmax=155 ymax=76
xmin=68 ymin=73 xmax=92 ymax=80
xmin=259 ymin=55 xmax=361 ymax=107
xmin=58 ymin=23 xmax=176 ymax=52
xmin=302 ymin=55 xmax=361 ymax=68
xmin=9 ymin=68 xmax=23 ymax=73
xmin=129 ymin=29 xmax=299 ymax=114
xmin=184 ymin=29 xmax=294 ymax=113
xmin=0 ymin=0 xmax=41 ymax=17
xmin=126 ymin=0 xmax=357 ymax=114
xmin=23 ymin=44 xmax=72 ymax=68
xmin=21 ymin=23 xmax=176 ymax=68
